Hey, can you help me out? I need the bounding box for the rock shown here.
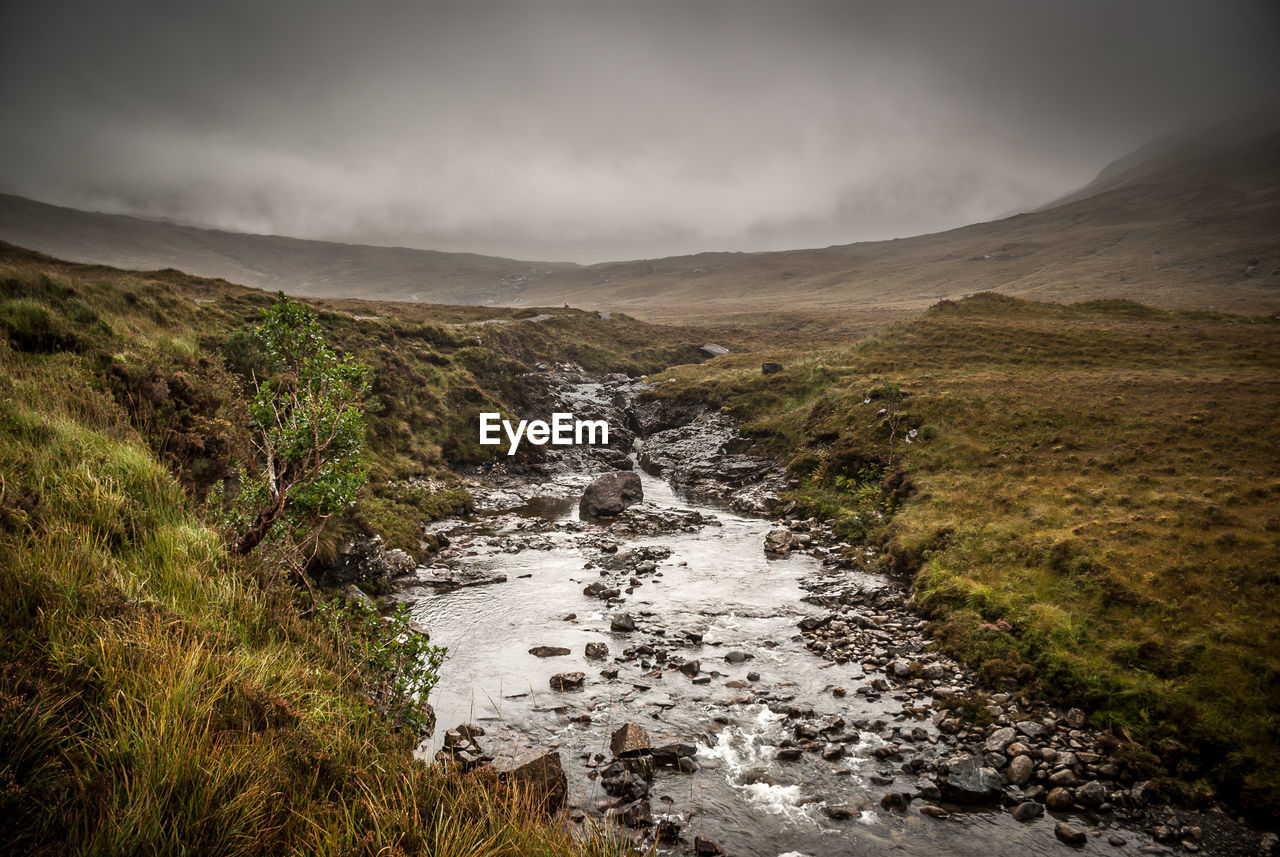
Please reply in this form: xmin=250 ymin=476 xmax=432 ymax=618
xmin=1010 ymin=801 xmax=1044 ymax=822
xmin=725 ymin=650 xmax=752 ymax=663
xmin=694 ymin=837 xmax=724 ymax=856
xmin=655 ymin=819 xmax=681 ymax=842
xmin=492 ymin=748 xmax=568 ymax=813
xmin=1055 ymin=822 xmax=1087 ymax=846
xmin=610 ymin=798 xmax=651 ymax=828
xmin=940 ymin=755 xmax=1003 ymax=803
xmin=1066 ymin=707 xmax=1087 ymax=729
xmin=610 ymin=723 xmax=651 ymax=758
xmin=825 ymin=805 xmax=856 ymax=820
xmin=1074 ymin=780 xmax=1106 ymax=807
xmin=919 ymin=805 xmax=950 ymax=819
xmin=761 ymin=362 xmax=783 ymax=375
xmin=1045 ymin=787 xmax=1075 ymax=811
xmin=1048 ymin=768 xmax=1079 ymax=788
xmin=984 ymin=726 xmax=1017 ymax=753
xmin=602 ymin=768 xmax=649 ymax=801
xmin=344 ymin=584 xmax=374 ymax=605
xmin=316 ymin=534 xmax=414 ymax=590
xmin=1015 ymin=719 xmax=1049 ymax=739
xmin=579 ymin=471 xmax=643 ymax=518
xmin=699 ymin=343 xmax=730 ymax=358
xmin=528 ymin=646 xmax=571 ymax=658
xmin=611 ymin=612 xmax=637 ymax=632
xmin=679 ymin=659 xmax=701 ymax=677
xmin=549 ymin=672 xmax=585 ymax=691
xmin=881 ymin=792 xmax=910 ymax=812
xmin=776 ymin=748 xmax=803 ymax=762
xmin=1006 ymin=754 xmax=1035 ymax=786
xmin=765 ymin=528 xmax=799 ymax=553
xmin=652 ymin=743 xmax=697 ymax=767
xmin=585 ymin=642 xmax=609 ymax=660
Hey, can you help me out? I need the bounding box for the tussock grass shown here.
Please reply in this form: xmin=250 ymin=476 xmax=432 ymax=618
xmin=650 ymin=292 xmax=1280 ymax=817
xmin=0 ymin=345 xmax=632 ymax=855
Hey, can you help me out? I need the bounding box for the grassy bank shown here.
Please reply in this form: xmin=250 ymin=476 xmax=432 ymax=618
xmin=0 ymin=245 xmax=730 ymax=854
xmin=646 ymin=293 xmax=1280 ymax=817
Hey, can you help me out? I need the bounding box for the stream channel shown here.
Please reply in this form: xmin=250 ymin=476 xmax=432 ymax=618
xmin=391 ymin=374 xmax=1160 ymax=857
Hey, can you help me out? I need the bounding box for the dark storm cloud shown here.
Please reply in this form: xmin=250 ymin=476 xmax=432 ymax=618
xmin=1 ymin=0 xmax=1277 ymax=262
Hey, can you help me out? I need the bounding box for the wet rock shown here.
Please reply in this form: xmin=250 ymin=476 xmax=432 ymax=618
xmin=492 ymin=748 xmax=568 ymax=813
xmin=1006 ymin=754 xmax=1035 ymax=786
xmin=1015 ymin=719 xmax=1049 ymax=739
xmin=580 ymin=471 xmax=643 ymax=518
xmin=528 ymin=646 xmax=571 ymax=658
xmin=585 ymin=642 xmax=609 ymax=659
xmin=940 ymin=755 xmax=1003 ymax=803
xmin=1045 ymin=787 xmax=1075 ymax=811
xmin=549 ymin=672 xmax=585 ymax=691
xmin=652 ymin=743 xmax=696 ymax=767
xmin=1010 ymin=801 xmax=1044 ymax=822
xmin=678 ymin=659 xmax=701 ymax=677
xmin=610 ymin=723 xmax=651 ymax=758
xmin=984 ymin=726 xmax=1016 ymax=753
xmin=601 ymin=768 xmax=649 ymax=802
xmin=1075 ymin=780 xmax=1106 ymax=807
xmin=1048 ymin=768 xmax=1079 ymax=788
xmin=655 ymin=818 xmax=680 ymax=842
xmin=611 ymin=612 xmax=637 ymax=632
xmin=609 ymin=798 xmax=652 ymax=827
xmin=724 ymin=650 xmax=752 ymax=664
xmin=919 ymin=805 xmax=950 ymax=819
xmin=881 ymin=792 xmax=910 ymax=812
xmin=776 ymin=748 xmax=803 ymax=762
xmin=315 ymin=534 xmax=414 ymax=590
xmin=761 ymin=362 xmax=783 ymax=375
xmin=825 ymin=805 xmax=857 ymax=820
xmin=694 ymin=837 xmax=724 ymax=857
xmin=765 ymin=528 xmax=799 ymax=553
xmin=1055 ymin=822 xmax=1087 ymax=846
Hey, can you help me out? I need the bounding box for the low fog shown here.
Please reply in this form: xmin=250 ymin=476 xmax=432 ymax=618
xmin=1 ymin=0 xmax=1277 ymax=262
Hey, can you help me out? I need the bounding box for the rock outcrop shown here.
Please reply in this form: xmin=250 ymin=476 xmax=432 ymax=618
xmin=580 ymin=471 xmax=643 ymax=518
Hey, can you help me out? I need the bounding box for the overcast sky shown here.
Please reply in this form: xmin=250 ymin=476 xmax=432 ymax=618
xmin=1 ymin=0 xmax=1277 ymax=262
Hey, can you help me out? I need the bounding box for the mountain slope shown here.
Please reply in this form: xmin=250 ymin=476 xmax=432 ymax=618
xmin=2 ymin=128 xmax=1278 ymax=327
xmin=0 ymin=194 xmax=577 ymax=305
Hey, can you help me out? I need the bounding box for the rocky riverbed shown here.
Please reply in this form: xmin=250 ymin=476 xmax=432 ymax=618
xmin=374 ymin=368 xmax=1272 ymax=857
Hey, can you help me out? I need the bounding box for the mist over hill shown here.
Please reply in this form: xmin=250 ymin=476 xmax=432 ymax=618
xmin=2 ymin=127 xmax=1277 ymax=326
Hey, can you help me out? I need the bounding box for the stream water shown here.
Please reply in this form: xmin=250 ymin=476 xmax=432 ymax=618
xmin=396 ymin=447 xmax=1148 ymax=857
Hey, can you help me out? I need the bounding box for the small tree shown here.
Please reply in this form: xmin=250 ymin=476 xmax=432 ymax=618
xmin=230 ymin=297 xmax=369 ymax=557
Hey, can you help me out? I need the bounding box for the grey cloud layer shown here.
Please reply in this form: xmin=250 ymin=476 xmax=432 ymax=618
xmin=2 ymin=0 xmax=1277 ymax=261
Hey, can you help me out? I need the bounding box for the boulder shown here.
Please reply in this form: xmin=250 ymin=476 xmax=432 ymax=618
xmin=940 ymin=755 xmax=1003 ymax=803
xmin=610 ymin=723 xmax=651 ymax=758
xmin=1010 ymin=801 xmax=1044 ymax=822
xmin=580 ymin=471 xmax=644 ymax=518
xmin=761 ymin=362 xmax=783 ymax=375
xmin=764 ymin=529 xmax=799 ymax=553
xmin=1005 ymin=754 xmax=1035 ymax=786
xmin=611 ymin=612 xmax=637 ymax=632
xmin=1045 ymin=787 xmax=1075 ymax=810
xmin=585 ymin=642 xmax=610 ymax=660
xmin=984 ymin=726 xmax=1016 ymax=753
xmin=492 ymin=748 xmax=568 ymax=813
xmin=1075 ymin=780 xmax=1106 ymax=807
xmin=1055 ymin=822 xmax=1087 ymax=846
xmin=549 ymin=672 xmax=585 ymax=691
xmin=699 ymin=343 xmax=730 ymax=358
xmin=316 ymin=535 xmax=415 ymax=590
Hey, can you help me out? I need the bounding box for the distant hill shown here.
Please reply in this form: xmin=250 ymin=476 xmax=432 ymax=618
xmin=3 ymin=126 xmax=1278 ymax=327
xmin=0 ymin=195 xmax=578 ymax=305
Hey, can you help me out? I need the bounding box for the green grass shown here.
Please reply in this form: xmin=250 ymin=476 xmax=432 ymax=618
xmin=0 ymin=312 xmax=633 ymax=856
xmin=648 ymin=292 xmax=1280 ymax=818
xmin=0 ymin=247 xmax=702 ymax=855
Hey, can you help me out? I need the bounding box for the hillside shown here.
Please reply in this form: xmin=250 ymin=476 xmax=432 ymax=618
xmin=3 ymin=128 xmax=1278 ymax=329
